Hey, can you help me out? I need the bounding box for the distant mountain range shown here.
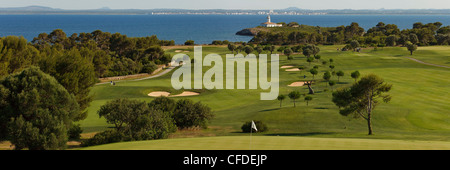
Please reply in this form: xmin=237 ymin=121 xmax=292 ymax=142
xmin=1 ymin=6 xmax=450 ymax=15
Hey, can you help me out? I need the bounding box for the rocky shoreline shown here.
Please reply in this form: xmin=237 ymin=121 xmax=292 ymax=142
xmin=235 ymin=28 xmax=260 ymax=36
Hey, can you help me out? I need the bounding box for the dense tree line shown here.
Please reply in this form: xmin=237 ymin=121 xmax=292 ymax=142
xmin=31 ymin=29 xmax=173 ymax=77
xmin=249 ymin=22 xmax=450 ymax=47
xmin=0 ymin=29 xmax=173 ymax=80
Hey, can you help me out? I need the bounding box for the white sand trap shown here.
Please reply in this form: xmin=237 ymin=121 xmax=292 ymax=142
xmin=288 ymin=82 xmax=305 ymax=87
xmin=281 ymin=65 xmax=294 ymax=69
xmin=148 ymin=91 xmax=171 ymax=97
xmin=174 ymin=50 xmax=183 ymax=52
xmin=170 ymin=91 xmax=200 ymax=97
xmin=285 ymin=68 xmax=301 ymax=72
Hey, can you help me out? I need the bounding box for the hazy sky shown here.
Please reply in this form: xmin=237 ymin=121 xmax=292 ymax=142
xmin=1 ymin=0 xmax=450 ymax=10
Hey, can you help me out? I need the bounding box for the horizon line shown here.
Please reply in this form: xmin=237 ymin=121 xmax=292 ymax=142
xmin=3 ymin=5 xmax=450 ymax=11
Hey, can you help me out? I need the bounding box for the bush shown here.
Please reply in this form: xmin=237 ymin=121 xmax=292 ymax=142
xmin=241 ymin=120 xmax=268 ymax=133
xmin=80 ymin=130 xmax=124 ymax=147
xmin=148 ymin=96 xmax=176 ymax=114
xmin=68 ymin=124 xmax=83 ymax=140
xmin=141 ymin=62 xmax=158 ymax=74
xmin=185 ymin=40 xmax=195 ymax=45
xmin=173 ymin=99 xmax=214 ymax=129
xmin=95 ymin=98 xmax=177 ymax=144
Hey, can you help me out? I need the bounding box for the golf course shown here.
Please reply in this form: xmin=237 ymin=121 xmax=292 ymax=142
xmin=78 ymin=45 xmax=450 ymax=150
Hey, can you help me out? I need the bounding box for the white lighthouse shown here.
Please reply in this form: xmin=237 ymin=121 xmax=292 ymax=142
xmin=261 ymin=13 xmax=282 ymax=27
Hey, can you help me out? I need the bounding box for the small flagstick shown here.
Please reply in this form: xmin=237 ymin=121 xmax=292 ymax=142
xmin=250 ymin=121 xmax=252 ymax=150
xmin=250 ymin=120 xmax=258 ymax=150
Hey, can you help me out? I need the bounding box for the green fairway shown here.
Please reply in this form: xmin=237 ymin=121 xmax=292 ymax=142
xmin=78 ymin=45 xmax=450 ymax=149
xmin=81 ymin=136 xmax=450 ymax=150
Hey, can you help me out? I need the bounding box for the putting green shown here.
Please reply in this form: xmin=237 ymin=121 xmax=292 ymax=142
xmin=81 ymin=136 xmax=450 ymax=150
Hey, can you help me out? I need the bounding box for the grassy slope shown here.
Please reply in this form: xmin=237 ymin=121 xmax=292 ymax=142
xmin=79 ymin=45 xmax=450 ymax=149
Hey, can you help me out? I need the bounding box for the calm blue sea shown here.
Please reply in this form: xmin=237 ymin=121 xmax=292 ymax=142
xmin=1 ymin=15 xmax=450 ymax=44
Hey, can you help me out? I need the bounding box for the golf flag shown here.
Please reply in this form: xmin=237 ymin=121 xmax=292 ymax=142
xmin=251 ymin=120 xmax=258 ymax=132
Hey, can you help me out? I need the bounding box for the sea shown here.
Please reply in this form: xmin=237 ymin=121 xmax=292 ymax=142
xmin=1 ymin=14 xmax=450 ymax=45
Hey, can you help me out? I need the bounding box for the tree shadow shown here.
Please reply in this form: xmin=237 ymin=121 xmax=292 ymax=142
xmin=259 ymin=108 xmax=281 ymax=112
xmin=314 ymin=107 xmax=328 ymax=109
xmin=264 ymin=132 xmax=336 ymax=137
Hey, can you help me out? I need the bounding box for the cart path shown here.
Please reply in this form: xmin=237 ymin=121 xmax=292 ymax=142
xmin=95 ymin=66 xmax=176 ymax=85
xmin=404 ymin=57 xmax=450 ymax=69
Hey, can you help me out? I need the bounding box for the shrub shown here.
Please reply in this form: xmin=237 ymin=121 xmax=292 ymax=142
xmin=185 ymin=40 xmax=195 ymax=45
xmin=241 ymin=120 xmax=268 ymax=133
xmin=68 ymin=124 xmax=83 ymax=140
xmin=80 ymin=130 xmax=124 ymax=147
xmin=173 ymin=99 xmax=214 ymax=129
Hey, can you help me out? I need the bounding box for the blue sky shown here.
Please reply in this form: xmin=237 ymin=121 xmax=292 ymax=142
xmin=1 ymin=0 xmax=450 ymax=10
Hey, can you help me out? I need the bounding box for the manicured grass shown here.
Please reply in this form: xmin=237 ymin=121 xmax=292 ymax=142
xmin=81 ymin=136 xmax=450 ymax=150
xmin=408 ymin=46 xmax=450 ymax=67
xmin=78 ymin=45 xmax=450 ymax=148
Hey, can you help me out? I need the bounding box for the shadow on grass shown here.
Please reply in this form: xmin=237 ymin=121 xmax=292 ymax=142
xmin=336 ymin=81 xmax=349 ymax=84
xmin=314 ymin=107 xmax=328 ymax=109
xmin=259 ymin=108 xmax=281 ymax=112
xmin=264 ymin=132 xmax=337 ymax=137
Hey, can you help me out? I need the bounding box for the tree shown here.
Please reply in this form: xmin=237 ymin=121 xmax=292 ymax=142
xmin=314 ymin=55 xmax=321 ymax=61
xmin=268 ymin=45 xmax=276 ymax=54
xmin=406 ymin=42 xmax=418 ymax=55
xmin=329 ymin=64 xmax=335 ymax=70
xmin=173 ymin=99 xmax=214 ymax=129
xmin=284 ymin=48 xmax=293 ymax=60
xmin=332 ymin=74 xmax=392 ymax=135
xmin=350 ymin=40 xmax=360 ymax=51
xmin=409 ymin=34 xmax=419 ymax=45
xmin=184 ymin=40 xmax=195 ymax=45
xmin=323 ymin=71 xmax=331 ymax=86
xmin=256 ymin=46 xmax=263 ymax=55
xmin=98 ymin=98 xmax=176 ymax=140
xmin=307 ymin=57 xmax=314 ymax=66
xmin=39 ymin=48 xmax=96 ymax=121
xmin=148 ymin=96 xmax=176 ymax=114
xmin=303 ymin=48 xmax=313 ymax=58
xmin=328 ymin=80 xmax=336 ymax=91
xmin=303 ymin=44 xmax=320 ymax=57
xmin=310 ymin=68 xmax=318 ymax=79
xmin=304 ymin=96 xmax=313 ymax=106
xmin=351 ymin=70 xmax=361 ymax=82
xmin=244 ymin=46 xmax=254 ymax=55
xmin=386 ymin=35 xmax=398 ymax=46
xmin=277 ymin=95 xmax=286 ymax=108
xmin=288 ymin=91 xmax=301 ymax=107
xmin=336 ymin=70 xmax=345 ymax=82
xmin=0 ymin=67 xmax=80 ymax=150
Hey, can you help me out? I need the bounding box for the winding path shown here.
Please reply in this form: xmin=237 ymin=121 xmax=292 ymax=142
xmin=404 ymin=57 xmax=450 ymax=69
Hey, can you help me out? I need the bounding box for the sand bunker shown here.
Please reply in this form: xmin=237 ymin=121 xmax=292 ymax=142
xmin=148 ymin=91 xmax=171 ymax=97
xmin=285 ymin=68 xmax=301 ymax=72
xmin=281 ymin=65 xmax=294 ymax=69
xmin=174 ymin=50 xmax=183 ymax=52
xmin=148 ymin=91 xmax=199 ymax=97
xmin=288 ymin=82 xmax=305 ymax=87
xmin=170 ymin=91 xmax=200 ymax=97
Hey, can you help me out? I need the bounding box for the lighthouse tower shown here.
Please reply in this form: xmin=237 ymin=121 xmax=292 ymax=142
xmin=261 ymin=13 xmax=282 ymax=27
